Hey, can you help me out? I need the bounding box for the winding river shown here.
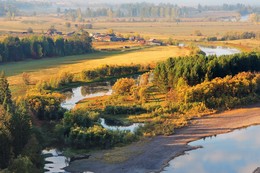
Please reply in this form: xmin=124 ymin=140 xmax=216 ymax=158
xmin=44 ymin=45 xmax=241 ymax=173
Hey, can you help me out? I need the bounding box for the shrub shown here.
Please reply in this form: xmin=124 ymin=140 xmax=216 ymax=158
xmin=112 ymin=78 xmax=135 ymax=95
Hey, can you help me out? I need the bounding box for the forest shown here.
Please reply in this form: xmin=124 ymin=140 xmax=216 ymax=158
xmin=0 ymin=32 xmax=92 ymax=63
xmin=153 ymin=52 xmax=260 ymax=88
xmin=0 ymin=72 xmax=43 ymax=172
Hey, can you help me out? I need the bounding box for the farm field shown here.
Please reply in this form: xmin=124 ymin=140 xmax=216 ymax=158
xmin=1 ymin=16 xmax=260 ymax=40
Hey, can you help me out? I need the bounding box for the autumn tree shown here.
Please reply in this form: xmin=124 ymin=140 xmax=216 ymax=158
xmin=112 ymin=78 xmax=135 ymax=95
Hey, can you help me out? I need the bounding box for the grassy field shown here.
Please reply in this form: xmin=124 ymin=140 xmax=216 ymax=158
xmin=4 ymin=46 xmax=190 ymax=97
xmin=93 ymin=21 xmax=260 ymax=40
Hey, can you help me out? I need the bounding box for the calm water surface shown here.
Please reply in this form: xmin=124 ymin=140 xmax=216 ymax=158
xmin=199 ymin=46 xmax=240 ymax=56
xmin=61 ymin=82 xmax=113 ymax=110
xmin=100 ymin=118 xmax=143 ymax=132
xmin=42 ymin=149 xmax=69 ymax=173
xmin=163 ymin=125 xmax=260 ymax=173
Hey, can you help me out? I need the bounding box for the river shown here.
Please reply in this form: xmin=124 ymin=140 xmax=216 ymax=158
xmin=44 ymin=80 xmax=142 ymax=173
xmin=199 ymin=46 xmax=240 ymax=56
xmin=162 ymin=125 xmax=260 ymax=173
xmin=44 ymin=45 xmax=241 ymax=173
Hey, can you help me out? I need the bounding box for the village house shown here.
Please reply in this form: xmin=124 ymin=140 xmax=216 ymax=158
xmin=92 ymin=33 xmax=127 ymax=42
xmin=147 ymin=38 xmax=163 ymax=46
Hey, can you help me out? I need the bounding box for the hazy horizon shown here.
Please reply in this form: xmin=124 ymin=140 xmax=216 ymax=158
xmin=74 ymin=0 xmax=260 ymax=6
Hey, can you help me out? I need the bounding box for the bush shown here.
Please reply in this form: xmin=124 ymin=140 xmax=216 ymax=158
xmin=112 ymin=78 xmax=135 ymax=95
xmin=25 ymin=92 xmax=65 ymax=120
xmin=186 ymin=72 xmax=260 ymax=109
xmin=8 ymin=156 xmax=34 ymax=173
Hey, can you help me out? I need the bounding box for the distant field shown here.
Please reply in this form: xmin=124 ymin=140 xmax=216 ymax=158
xmin=1 ymin=16 xmax=259 ymax=40
xmin=92 ymin=21 xmax=260 ymax=40
xmin=4 ymin=46 xmax=190 ymax=96
xmin=93 ymin=41 xmax=141 ymax=49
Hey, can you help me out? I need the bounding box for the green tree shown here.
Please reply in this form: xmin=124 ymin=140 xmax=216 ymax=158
xmin=9 ymin=107 xmax=32 ymax=157
xmin=22 ymin=135 xmax=43 ymax=169
xmin=8 ymin=155 xmax=34 ymax=173
xmin=0 ymin=72 xmax=12 ymax=110
xmin=0 ymin=105 xmax=12 ymax=169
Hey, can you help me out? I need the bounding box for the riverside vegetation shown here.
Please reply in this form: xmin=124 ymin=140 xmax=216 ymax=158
xmin=0 ymin=44 xmax=260 ymax=171
xmin=0 ymin=1 xmax=260 ymax=172
xmin=0 ymin=52 xmax=260 ymax=172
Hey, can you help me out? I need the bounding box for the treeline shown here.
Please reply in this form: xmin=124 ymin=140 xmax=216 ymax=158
xmin=219 ymin=31 xmax=260 ymax=41
xmin=198 ymin=3 xmax=255 ymax=15
xmin=81 ymin=64 xmax=149 ymax=81
xmin=0 ymin=72 xmax=43 ymax=172
xmin=61 ymin=3 xmax=260 ymax=21
xmin=206 ymin=31 xmax=260 ymax=42
xmin=64 ymin=3 xmax=180 ymax=20
xmin=0 ymin=1 xmax=52 ymax=18
xmin=34 ymin=64 xmax=149 ymax=91
xmin=154 ymin=52 xmax=260 ymax=89
xmin=104 ymin=105 xmax=146 ymax=115
xmin=0 ymin=33 xmax=92 ymax=63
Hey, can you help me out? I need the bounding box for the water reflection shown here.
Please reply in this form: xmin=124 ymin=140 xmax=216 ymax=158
xmin=240 ymin=15 xmax=249 ymax=22
xmin=100 ymin=118 xmax=143 ymax=133
xmin=199 ymin=46 xmax=240 ymax=57
xmin=61 ymin=82 xmax=113 ymax=110
xmin=163 ymin=126 xmax=260 ymax=173
xmin=61 ymin=75 xmax=141 ymax=110
xmin=42 ymin=149 xmax=69 ymax=173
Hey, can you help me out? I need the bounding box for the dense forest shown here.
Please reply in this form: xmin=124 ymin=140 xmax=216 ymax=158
xmin=154 ymin=52 xmax=260 ymax=89
xmin=0 ymin=72 xmax=43 ymax=172
xmin=0 ymin=32 xmax=92 ymax=63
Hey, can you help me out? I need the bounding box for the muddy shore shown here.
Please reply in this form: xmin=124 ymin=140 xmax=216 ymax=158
xmin=65 ymin=103 xmax=260 ymax=173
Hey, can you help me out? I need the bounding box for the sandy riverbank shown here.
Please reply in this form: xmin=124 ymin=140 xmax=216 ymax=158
xmin=65 ymin=103 xmax=260 ymax=173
